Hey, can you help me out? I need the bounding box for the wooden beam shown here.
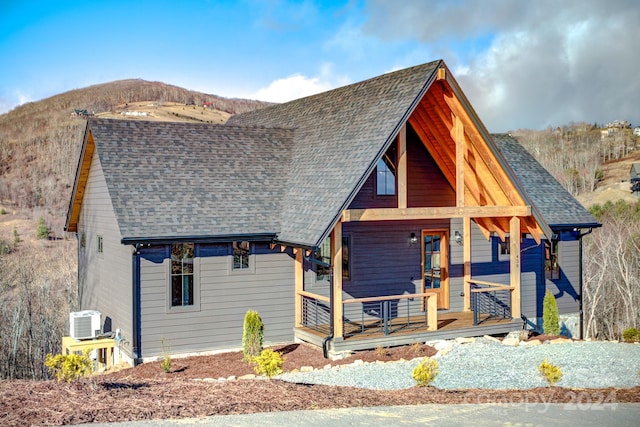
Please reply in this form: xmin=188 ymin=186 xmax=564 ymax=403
xmin=437 ymin=67 xmax=446 ymax=81
xmin=397 ymin=125 xmax=407 ymax=209
xmin=331 ymin=221 xmax=343 ymax=339
xmin=294 ymin=248 xmax=304 ymax=328
xmin=463 ymin=216 xmax=471 ymax=312
xmin=426 ymin=293 xmax=438 ymax=331
xmin=455 ymin=115 xmax=465 ymax=207
xmin=343 ymin=205 xmax=531 ymax=222
xmin=510 ymin=216 xmax=521 ymax=319
xmin=435 ymin=83 xmax=526 ymax=206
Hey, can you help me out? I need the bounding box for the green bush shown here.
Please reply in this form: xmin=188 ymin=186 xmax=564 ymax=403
xmin=13 ymin=227 xmax=20 ymax=246
xmin=622 ymin=327 xmax=640 ymax=343
xmin=252 ymin=349 xmax=285 ymax=378
xmin=0 ymin=207 xmax=6 ymax=215
xmin=161 ymin=337 xmax=172 ymax=373
xmin=542 ymin=290 xmax=560 ymax=336
xmin=242 ymin=310 xmax=264 ymax=362
xmin=412 ymin=357 xmax=438 ymax=387
xmin=36 ymin=217 xmax=49 ymax=240
xmin=45 ymin=350 xmax=93 ymax=382
xmin=538 ymin=358 xmax=563 ymax=386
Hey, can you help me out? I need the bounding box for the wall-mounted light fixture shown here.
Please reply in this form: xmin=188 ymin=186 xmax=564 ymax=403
xmin=454 ymin=230 xmax=463 ymax=245
xmin=409 ymin=232 xmax=418 ymax=245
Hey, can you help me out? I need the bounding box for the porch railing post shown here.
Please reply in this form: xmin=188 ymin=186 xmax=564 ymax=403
xmin=383 ymin=300 xmax=389 ymax=336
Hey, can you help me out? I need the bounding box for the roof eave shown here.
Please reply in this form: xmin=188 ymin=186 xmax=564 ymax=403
xmin=121 ymin=233 xmax=278 ymax=246
xmin=64 ymin=121 xmax=92 ymax=233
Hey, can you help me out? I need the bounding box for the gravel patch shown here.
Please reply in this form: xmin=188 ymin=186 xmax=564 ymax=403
xmin=278 ymin=339 xmax=640 ymax=390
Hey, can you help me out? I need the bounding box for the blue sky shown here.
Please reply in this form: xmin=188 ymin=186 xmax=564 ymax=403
xmin=1 ymin=0 xmax=638 ymax=131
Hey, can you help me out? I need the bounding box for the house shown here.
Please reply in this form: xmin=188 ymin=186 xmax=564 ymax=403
xmin=65 ymin=60 xmax=600 ymax=365
xmin=631 ymin=163 xmax=640 ymax=196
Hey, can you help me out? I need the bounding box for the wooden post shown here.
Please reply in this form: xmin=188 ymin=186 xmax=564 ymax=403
xmin=426 ymin=293 xmax=438 ymax=331
xmin=463 ymin=216 xmax=471 ymax=311
xmin=510 ymin=216 xmax=521 ymax=319
xmin=332 ymin=221 xmax=344 ymax=338
xmin=397 ymin=125 xmax=407 ymax=209
xmin=455 ymin=115 xmax=465 ymax=208
xmin=294 ymin=248 xmax=303 ymax=328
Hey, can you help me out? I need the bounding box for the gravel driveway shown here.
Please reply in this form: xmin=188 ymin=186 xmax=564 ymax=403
xmin=278 ymin=339 xmax=640 ymax=390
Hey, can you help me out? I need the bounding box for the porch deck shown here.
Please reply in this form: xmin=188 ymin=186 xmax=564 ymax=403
xmin=295 ymin=311 xmax=521 ymax=353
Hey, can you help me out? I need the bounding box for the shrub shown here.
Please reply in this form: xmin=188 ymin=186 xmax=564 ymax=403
xmin=36 ymin=217 xmax=49 ymax=240
xmin=242 ymin=310 xmax=264 ymax=362
xmin=538 ymin=358 xmax=563 ymax=386
xmin=161 ymin=337 xmax=171 ymax=373
xmin=252 ymin=349 xmax=285 ymax=378
xmin=0 ymin=239 xmax=10 ymax=255
xmin=622 ymin=327 xmax=640 ymax=343
xmin=374 ymin=345 xmax=389 ymax=357
xmin=13 ymin=227 xmax=20 ymax=246
xmin=542 ymin=290 xmax=560 ymax=336
xmin=45 ymin=350 xmax=93 ymax=382
xmin=412 ymin=358 xmax=438 ymax=387
xmin=0 ymin=207 xmax=6 ymax=215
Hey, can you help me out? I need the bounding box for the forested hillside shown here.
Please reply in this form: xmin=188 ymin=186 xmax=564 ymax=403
xmin=0 ymin=79 xmax=269 ymax=233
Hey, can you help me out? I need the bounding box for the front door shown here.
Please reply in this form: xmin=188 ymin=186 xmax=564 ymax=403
xmin=422 ymin=230 xmax=449 ymax=309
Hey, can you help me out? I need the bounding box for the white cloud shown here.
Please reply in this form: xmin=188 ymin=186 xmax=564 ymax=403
xmin=250 ymin=64 xmax=350 ymax=103
xmin=363 ymin=0 xmax=640 ymax=130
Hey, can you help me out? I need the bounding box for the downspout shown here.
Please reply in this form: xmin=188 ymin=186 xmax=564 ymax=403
xmin=577 ymin=228 xmax=594 ymax=340
xmin=131 ymin=244 xmax=142 ymax=364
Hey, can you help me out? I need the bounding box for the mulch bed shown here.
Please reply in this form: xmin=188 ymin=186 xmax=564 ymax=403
xmin=1 ymin=342 xmax=638 ymax=426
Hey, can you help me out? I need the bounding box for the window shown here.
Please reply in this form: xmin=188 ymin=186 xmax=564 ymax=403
xmin=97 ymin=235 xmax=103 ymax=255
xmin=376 ymin=146 xmax=397 ymax=196
xmin=232 ymin=241 xmax=250 ymax=270
xmin=545 ymin=240 xmax=559 ymax=280
xmin=500 ymin=236 xmax=510 ymax=255
xmin=315 ymin=236 xmax=350 ymax=281
xmin=171 ymin=243 xmax=194 ymax=307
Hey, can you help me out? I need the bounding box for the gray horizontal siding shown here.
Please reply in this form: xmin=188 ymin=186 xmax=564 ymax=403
xmin=139 ymin=245 xmax=295 ymax=357
xmin=78 ymin=150 xmax=133 ymax=356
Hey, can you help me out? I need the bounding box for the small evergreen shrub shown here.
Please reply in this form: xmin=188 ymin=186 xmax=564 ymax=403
xmin=45 ymin=349 xmax=93 ymax=382
xmin=252 ymin=349 xmax=285 ymax=378
xmin=13 ymin=227 xmax=20 ymax=246
xmin=622 ymin=327 xmax=640 ymax=343
xmin=538 ymin=358 xmax=563 ymax=386
xmin=412 ymin=358 xmax=438 ymax=387
xmin=242 ymin=310 xmax=264 ymax=362
xmin=36 ymin=217 xmax=49 ymax=240
xmin=542 ymin=290 xmax=560 ymax=336
xmin=0 ymin=207 xmax=6 ymax=215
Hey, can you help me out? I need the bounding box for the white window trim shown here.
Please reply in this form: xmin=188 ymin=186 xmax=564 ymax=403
xmin=166 ymin=256 xmax=201 ymax=314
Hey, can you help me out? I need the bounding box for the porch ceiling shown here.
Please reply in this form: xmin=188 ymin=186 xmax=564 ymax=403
xmin=407 ymin=76 xmax=543 ymax=240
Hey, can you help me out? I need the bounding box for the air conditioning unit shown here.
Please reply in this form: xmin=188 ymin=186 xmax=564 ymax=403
xmin=69 ymin=310 xmax=101 ymax=339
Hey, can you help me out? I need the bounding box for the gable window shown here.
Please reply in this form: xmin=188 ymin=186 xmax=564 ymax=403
xmin=315 ymin=236 xmax=351 ymax=281
xmin=171 ymin=243 xmax=194 ymax=307
xmin=376 ymin=146 xmax=397 ymax=196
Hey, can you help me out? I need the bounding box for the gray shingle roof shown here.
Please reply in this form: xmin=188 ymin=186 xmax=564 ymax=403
xmin=87 ymin=119 xmax=294 ymax=241
xmin=228 ymin=60 xmax=441 ymax=246
xmin=493 ymin=133 xmax=599 ymax=230
xmin=77 ymin=61 xmax=598 ymax=247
